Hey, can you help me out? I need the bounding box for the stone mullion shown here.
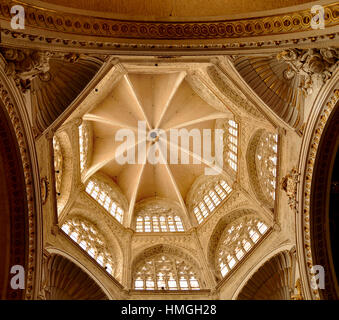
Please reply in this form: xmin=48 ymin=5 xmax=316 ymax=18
xmin=214 ymin=186 xmax=223 ymax=202
xmin=123 ymin=229 xmax=133 ymax=289
xmin=172 ymin=216 xmax=178 ymax=232
xmin=164 ymin=272 xmax=169 ymax=290
xmin=187 ymin=270 xmax=192 ymax=290
xmin=232 ymin=251 xmax=240 ymax=264
xmin=143 ymin=273 xmax=146 ymax=290
xmin=166 ymin=215 xmax=170 ymax=232
xmin=149 ymin=215 xmax=154 ymax=232
xmin=171 ymin=259 xmax=180 ymax=290
xmin=204 ymin=198 xmax=212 ymax=216
xmin=138 ymin=216 xmax=143 ymax=232
xmin=153 ymin=259 xmax=158 ymax=290
xmin=206 ymin=194 xmax=214 ymax=211
xmin=247 ymin=233 xmax=255 ymax=246
xmin=253 ymin=224 xmax=262 ymax=236
xmin=196 ymin=206 xmax=204 ymax=222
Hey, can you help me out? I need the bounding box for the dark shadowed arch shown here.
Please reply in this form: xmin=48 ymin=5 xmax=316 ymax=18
xmin=0 ymin=101 xmax=28 ymax=299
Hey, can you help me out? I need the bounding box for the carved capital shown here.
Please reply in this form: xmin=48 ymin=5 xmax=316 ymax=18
xmin=0 ymin=48 xmax=87 ymax=93
xmin=277 ymin=48 xmax=339 ymax=95
xmin=0 ymin=48 xmax=52 ymax=93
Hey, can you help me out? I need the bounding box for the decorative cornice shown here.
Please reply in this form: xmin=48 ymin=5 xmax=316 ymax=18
xmin=0 ymin=1 xmax=338 ymax=40
xmin=1 ymin=29 xmax=338 ymax=55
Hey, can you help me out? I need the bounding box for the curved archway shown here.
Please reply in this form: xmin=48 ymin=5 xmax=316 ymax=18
xmin=131 ymin=244 xmax=206 ymax=290
xmin=42 ymin=253 xmax=109 ymax=300
xmin=45 ymin=248 xmax=114 ymax=299
xmin=60 ymin=215 xmax=122 ymax=280
xmin=207 ymin=209 xmax=270 ymax=282
xmin=246 ymin=129 xmax=278 ymax=209
xmin=133 ymin=198 xmax=187 ymax=233
xmin=309 ymin=99 xmax=339 ymax=300
xmin=0 ymin=102 xmax=28 ymax=299
xmin=236 ymin=249 xmax=296 ymax=300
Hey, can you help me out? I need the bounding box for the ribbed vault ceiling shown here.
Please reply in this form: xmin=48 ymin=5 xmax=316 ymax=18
xmin=84 ymin=71 xmax=234 ymax=224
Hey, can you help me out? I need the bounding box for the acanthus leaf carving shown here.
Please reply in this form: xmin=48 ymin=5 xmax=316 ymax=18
xmin=277 ymin=48 xmax=339 ymax=95
xmin=0 ymin=48 xmax=85 ymax=93
xmin=0 ymin=48 xmax=52 ymax=92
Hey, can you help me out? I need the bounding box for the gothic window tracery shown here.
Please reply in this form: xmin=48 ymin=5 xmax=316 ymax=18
xmin=256 ymin=133 xmax=278 ymax=201
xmin=134 ymin=254 xmax=201 ymax=291
xmin=136 ymin=215 xmax=184 ymax=233
xmin=85 ymin=179 xmax=124 ymax=223
xmin=53 ymin=136 xmax=63 ymax=196
xmin=217 ymin=217 xmax=268 ymax=277
xmin=227 ymin=120 xmax=238 ymax=172
xmin=193 ymin=180 xmax=232 ymax=224
xmin=79 ymin=123 xmax=89 ymax=173
xmin=61 ymin=217 xmax=116 ymax=276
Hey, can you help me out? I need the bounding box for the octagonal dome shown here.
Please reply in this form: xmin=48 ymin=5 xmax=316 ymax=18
xmin=77 ymin=68 xmax=235 ymax=227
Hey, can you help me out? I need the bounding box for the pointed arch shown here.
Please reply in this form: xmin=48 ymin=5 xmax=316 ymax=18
xmin=131 ymin=244 xmax=206 ymax=291
xmin=236 ymin=249 xmax=296 ymax=300
xmin=208 ymin=209 xmax=271 ymax=282
xmin=246 ymin=129 xmax=278 ymax=209
xmin=61 ymin=216 xmax=119 ymax=279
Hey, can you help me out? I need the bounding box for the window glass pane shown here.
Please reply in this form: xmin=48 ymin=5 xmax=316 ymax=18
xmin=228 ymin=257 xmax=236 ymax=269
xmin=85 ymin=179 xmax=124 ymax=224
xmin=135 ymin=280 xmax=144 ymax=290
xmin=134 ymin=255 xmax=200 ymax=291
xmin=218 ymin=218 xmax=268 ymax=277
xmin=62 ymin=218 xmax=115 ymax=277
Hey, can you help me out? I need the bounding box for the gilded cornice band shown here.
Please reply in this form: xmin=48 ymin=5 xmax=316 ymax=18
xmin=0 ymin=1 xmax=338 ymax=40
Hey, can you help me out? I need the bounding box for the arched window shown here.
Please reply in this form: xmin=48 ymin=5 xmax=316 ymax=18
xmin=134 ymin=254 xmax=201 ymax=291
xmin=256 ymin=133 xmax=278 ymax=201
xmin=85 ymin=179 xmax=124 ymax=223
xmin=79 ymin=123 xmax=89 ymax=173
xmin=217 ymin=217 xmax=268 ymax=277
xmin=61 ymin=217 xmax=115 ymax=276
xmin=136 ymin=215 xmax=184 ymax=233
xmin=53 ymin=136 xmax=63 ymax=196
xmin=193 ymin=180 xmax=232 ymax=224
xmin=227 ymin=120 xmax=238 ymax=172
